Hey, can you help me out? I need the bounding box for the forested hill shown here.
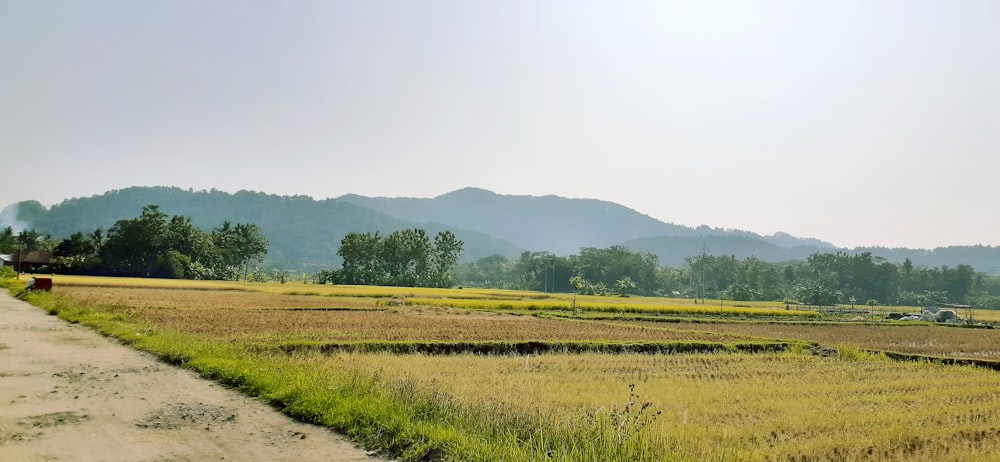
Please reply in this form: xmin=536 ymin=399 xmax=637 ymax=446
xmin=5 ymin=186 xmax=1000 ymax=274
xmin=337 ymin=187 xmax=834 ymax=255
xmin=338 ymin=187 xmax=688 ymax=255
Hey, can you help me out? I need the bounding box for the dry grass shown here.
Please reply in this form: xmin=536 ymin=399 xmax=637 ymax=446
xmin=50 ymin=274 xmax=248 ymax=290
xmin=337 ymin=351 xmax=1000 ymax=461
xmin=55 ymin=285 xmax=380 ymax=311
xmin=133 ymin=308 xmax=754 ymax=343
xmin=56 ymin=286 xmax=753 ymax=344
xmin=54 ymin=282 xmax=1000 ymax=359
xmin=628 ymin=321 xmax=1000 ymax=360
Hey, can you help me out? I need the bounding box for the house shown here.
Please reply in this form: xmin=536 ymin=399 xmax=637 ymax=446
xmin=1 ymin=250 xmax=54 ymax=273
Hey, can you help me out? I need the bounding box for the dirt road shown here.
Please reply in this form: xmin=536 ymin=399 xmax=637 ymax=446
xmin=0 ymin=291 xmax=386 ymax=462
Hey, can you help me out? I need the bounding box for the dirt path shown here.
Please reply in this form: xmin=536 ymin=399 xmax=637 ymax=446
xmin=0 ymin=291 xmax=387 ymax=462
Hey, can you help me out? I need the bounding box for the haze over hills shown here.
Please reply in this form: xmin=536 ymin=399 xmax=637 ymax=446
xmin=3 ymin=186 xmax=999 ymax=274
xmin=337 ymin=187 xmax=836 ymax=255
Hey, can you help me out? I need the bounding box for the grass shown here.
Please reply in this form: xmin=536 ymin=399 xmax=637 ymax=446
xmin=633 ymin=321 xmax=1000 ymax=361
xmin=7 ymin=275 xmax=1000 ymax=461
xmin=403 ymin=296 xmax=820 ymax=317
xmin=339 ymin=351 xmax=1000 ymax=461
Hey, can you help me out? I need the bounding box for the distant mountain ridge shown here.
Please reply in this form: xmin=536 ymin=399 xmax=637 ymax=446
xmin=4 ymin=186 xmax=1000 ymax=274
xmin=339 ymin=187 xmax=698 ymax=255
xmin=337 ymin=187 xmax=835 ymax=254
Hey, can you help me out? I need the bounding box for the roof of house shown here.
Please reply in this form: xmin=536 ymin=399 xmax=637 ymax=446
xmin=10 ymin=251 xmax=53 ymax=264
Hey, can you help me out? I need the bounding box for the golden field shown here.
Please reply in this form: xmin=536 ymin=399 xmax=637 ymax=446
xmin=643 ymin=321 xmax=1000 ymax=360
xmin=335 ymin=351 xmax=1000 ymax=461
xmin=15 ymin=275 xmax=1000 ymax=461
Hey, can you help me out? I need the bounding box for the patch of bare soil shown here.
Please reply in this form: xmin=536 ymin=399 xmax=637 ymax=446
xmin=0 ymin=291 xmax=388 ymax=462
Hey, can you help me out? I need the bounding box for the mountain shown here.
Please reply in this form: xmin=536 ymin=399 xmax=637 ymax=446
xmin=337 ymin=187 xmax=832 ymax=255
xmin=622 ymin=235 xmax=826 ymax=266
xmin=338 ymin=187 xmax=688 ymax=254
xmin=764 ymin=231 xmax=834 ymax=249
xmin=5 ymin=186 xmax=998 ymax=274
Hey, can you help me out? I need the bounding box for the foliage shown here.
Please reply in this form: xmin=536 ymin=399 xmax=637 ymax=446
xmin=458 ymin=247 xmax=996 ymax=308
xmin=38 ymin=204 xmax=270 ymax=280
xmin=211 ymin=221 xmax=269 ymax=280
xmin=330 ymin=229 xmax=463 ymax=288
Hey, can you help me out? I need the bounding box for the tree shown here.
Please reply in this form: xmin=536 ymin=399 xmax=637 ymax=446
xmin=334 ymin=229 xmax=462 ymax=288
xmin=381 ymin=229 xmax=432 ymax=286
xmin=615 ymin=277 xmax=636 ymax=297
xmin=574 ymin=246 xmax=660 ymax=296
xmin=89 ymin=227 xmax=105 ymax=252
xmin=16 ymin=229 xmax=50 ymax=251
xmin=100 ymin=205 xmax=169 ymax=276
xmin=96 ymin=205 xmax=267 ymax=280
xmin=456 ymin=255 xmax=519 ymax=289
xmin=337 ymin=231 xmax=384 ymax=285
xmin=684 ymin=247 xmax=714 ymax=303
xmin=943 ymin=264 xmax=975 ymax=303
xmin=212 ymin=221 xmax=268 ymax=280
xmin=234 ymin=223 xmax=269 ymax=281
xmin=0 ymin=226 xmax=15 ymax=253
xmin=723 ymin=283 xmax=762 ymax=302
xmin=569 ymin=275 xmax=587 ymax=310
xmin=517 ymin=251 xmax=560 ymax=292
xmin=431 ymin=231 xmax=464 ymax=287
xmin=53 ymin=231 xmax=99 ymax=274
xmin=798 ymin=283 xmax=841 ymax=307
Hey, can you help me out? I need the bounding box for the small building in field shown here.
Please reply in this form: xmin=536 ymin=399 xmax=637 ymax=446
xmin=1 ymin=250 xmax=53 ymax=273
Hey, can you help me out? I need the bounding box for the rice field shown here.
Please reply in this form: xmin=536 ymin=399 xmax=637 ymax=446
xmin=53 ymin=285 xmax=775 ymax=349
xmin=632 ymin=321 xmax=1000 ymax=361
xmin=57 ymin=285 xmax=381 ymax=310
xmin=12 ymin=275 xmax=1000 ymax=461
xmin=53 ymin=280 xmax=1000 ymax=361
xmin=337 ymin=351 xmax=1000 ymax=461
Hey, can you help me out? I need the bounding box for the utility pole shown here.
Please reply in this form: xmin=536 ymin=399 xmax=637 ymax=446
xmin=699 ymin=243 xmax=709 ymax=305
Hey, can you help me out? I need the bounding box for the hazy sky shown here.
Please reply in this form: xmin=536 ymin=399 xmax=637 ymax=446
xmin=2 ymin=1 xmax=998 ymax=249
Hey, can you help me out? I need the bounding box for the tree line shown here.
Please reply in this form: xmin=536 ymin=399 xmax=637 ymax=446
xmin=6 ymin=205 xmax=1000 ymax=308
xmin=1 ymin=205 xmax=268 ymax=280
xmin=457 ymin=246 xmax=1000 ymax=308
xmin=2 ymin=206 xmax=468 ymax=287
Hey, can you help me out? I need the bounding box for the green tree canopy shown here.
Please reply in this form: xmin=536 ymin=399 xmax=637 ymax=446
xmin=332 ymin=229 xmax=463 ymax=288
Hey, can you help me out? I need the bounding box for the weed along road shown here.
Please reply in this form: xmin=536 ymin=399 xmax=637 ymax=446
xmin=0 ymin=291 xmax=384 ymax=462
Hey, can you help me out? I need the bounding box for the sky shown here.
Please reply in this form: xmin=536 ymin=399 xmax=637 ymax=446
xmin=1 ymin=1 xmax=998 ymax=250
